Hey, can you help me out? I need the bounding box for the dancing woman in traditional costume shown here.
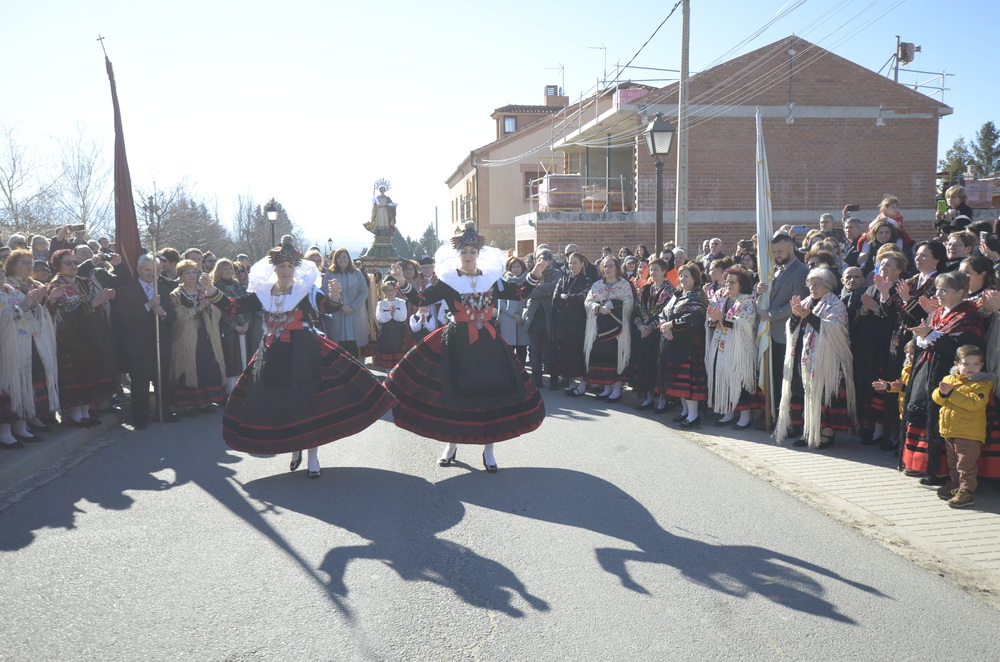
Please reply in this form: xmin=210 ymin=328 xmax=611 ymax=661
xmin=203 ymin=237 xmax=394 ymax=478
xmin=387 ymin=223 xmax=548 ymax=472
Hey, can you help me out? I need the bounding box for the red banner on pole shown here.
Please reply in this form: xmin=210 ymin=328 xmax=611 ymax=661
xmin=106 ymin=56 xmax=140 ymax=282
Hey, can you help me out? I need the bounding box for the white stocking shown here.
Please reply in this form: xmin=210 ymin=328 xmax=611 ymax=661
xmin=482 ymin=443 xmax=496 ymax=466
xmin=0 ymin=423 xmax=16 ymax=445
xmin=307 ymin=447 xmax=320 ymax=473
xmin=12 ymin=420 xmax=33 ymax=438
xmin=737 ymin=410 xmax=751 ymax=426
xmin=684 ymin=399 xmax=699 ymax=421
xmin=439 ymin=442 xmax=458 ymax=462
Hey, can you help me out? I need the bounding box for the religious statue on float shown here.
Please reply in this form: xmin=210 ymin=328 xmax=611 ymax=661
xmin=365 ymin=178 xmax=397 ymax=237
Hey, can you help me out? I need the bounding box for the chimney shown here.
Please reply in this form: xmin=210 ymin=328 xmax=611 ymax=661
xmin=544 ymin=84 xmax=568 ymax=108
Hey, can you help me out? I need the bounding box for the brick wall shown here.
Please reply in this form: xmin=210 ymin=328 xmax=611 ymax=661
xmin=514 ymin=211 xmax=940 ymax=262
xmin=499 ymin=36 xmax=952 ymax=262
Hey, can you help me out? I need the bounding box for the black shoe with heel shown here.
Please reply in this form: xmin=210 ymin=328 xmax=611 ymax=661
xmin=482 ymin=452 xmax=498 ymax=473
xmin=438 ymin=448 xmax=458 ymax=467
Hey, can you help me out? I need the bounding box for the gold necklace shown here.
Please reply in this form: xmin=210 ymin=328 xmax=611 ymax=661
xmin=271 ymin=282 xmax=294 ymax=311
xmin=458 ymin=268 xmax=479 ymax=290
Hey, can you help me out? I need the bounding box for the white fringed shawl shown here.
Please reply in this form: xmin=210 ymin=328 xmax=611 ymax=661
xmin=0 ymin=284 xmax=60 ymax=417
xmin=0 ymin=288 xmax=35 ymax=419
xmin=170 ymin=288 xmax=226 ymax=389
xmin=707 ymin=293 xmax=759 ymax=414
xmin=776 ymin=292 xmax=856 ymax=447
xmin=583 ymin=277 xmax=634 ymax=375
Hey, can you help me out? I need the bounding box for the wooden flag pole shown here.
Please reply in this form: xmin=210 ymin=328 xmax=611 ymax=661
xmin=152 ymin=241 xmax=164 ymax=425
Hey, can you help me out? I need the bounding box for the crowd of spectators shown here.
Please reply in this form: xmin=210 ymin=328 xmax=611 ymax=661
xmin=2 ymin=185 xmax=998 ymax=506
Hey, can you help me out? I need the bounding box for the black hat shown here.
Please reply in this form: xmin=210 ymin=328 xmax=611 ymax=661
xmin=267 ymin=235 xmax=303 ymax=266
xmin=418 ymin=255 xmax=434 ymax=266
xmin=451 ymin=221 xmax=485 ymax=251
xmin=33 ymin=260 xmax=50 ymax=271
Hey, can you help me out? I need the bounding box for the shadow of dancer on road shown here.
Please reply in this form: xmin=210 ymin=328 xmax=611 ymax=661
xmin=241 ymin=467 xmax=550 ymax=618
xmin=436 ymin=467 xmax=887 ymax=625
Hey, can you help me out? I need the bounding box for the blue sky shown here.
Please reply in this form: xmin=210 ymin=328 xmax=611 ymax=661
xmin=1 ymin=0 xmax=993 ymax=253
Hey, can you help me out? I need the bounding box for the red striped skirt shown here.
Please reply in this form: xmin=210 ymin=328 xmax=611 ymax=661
xmin=979 ymin=394 xmax=1000 ymax=479
xmin=657 ymin=359 xmax=708 ymax=401
xmin=387 ymin=326 xmax=544 ymax=444
xmin=375 ymin=351 xmax=406 ymax=369
xmin=901 ymin=423 xmax=948 ymax=475
xmin=782 ymin=390 xmax=851 ymax=430
xmin=173 ymin=383 xmax=226 ymax=408
xmin=223 ymin=331 xmax=395 ymax=454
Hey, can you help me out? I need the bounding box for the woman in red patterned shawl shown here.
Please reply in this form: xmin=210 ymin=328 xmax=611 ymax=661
xmin=45 ymin=249 xmax=118 ymax=427
xmin=902 ymin=271 xmax=985 ymax=483
xmin=657 ymin=263 xmax=709 ymax=428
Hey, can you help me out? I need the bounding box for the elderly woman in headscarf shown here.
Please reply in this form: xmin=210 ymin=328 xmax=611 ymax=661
xmin=204 ymin=236 xmax=394 ymax=478
xmin=776 ymin=267 xmax=856 ymax=450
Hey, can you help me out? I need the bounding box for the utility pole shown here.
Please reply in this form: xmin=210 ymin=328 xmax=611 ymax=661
xmin=674 ymin=0 xmax=690 ymax=249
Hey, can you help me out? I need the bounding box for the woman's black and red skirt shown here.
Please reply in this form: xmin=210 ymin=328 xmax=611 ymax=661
xmin=387 ymin=324 xmax=545 ymax=444
xmin=222 ymin=329 xmax=395 ymax=454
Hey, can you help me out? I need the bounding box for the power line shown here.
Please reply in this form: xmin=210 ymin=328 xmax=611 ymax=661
xmin=610 ymin=1 xmax=684 ymax=87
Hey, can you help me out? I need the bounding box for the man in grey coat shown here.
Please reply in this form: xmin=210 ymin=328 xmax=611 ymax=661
xmin=523 ymin=248 xmax=560 ymax=389
xmin=756 ymin=232 xmax=809 ymax=401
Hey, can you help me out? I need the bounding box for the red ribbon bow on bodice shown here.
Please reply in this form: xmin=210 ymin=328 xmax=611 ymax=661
xmin=451 ymin=305 xmax=496 ymax=344
xmin=266 ymin=310 xmax=306 ymax=345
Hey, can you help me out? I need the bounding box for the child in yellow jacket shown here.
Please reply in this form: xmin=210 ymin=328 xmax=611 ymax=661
xmin=930 ymin=345 xmax=995 ymax=509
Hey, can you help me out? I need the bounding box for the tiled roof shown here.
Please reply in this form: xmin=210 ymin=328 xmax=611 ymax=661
xmin=493 ymin=104 xmax=563 ymax=114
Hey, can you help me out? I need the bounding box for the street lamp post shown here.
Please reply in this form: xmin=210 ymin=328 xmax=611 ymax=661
xmin=265 ymin=202 xmax=278 ymax=246
xmin=643 ymin=112 xmax=676 ymax=257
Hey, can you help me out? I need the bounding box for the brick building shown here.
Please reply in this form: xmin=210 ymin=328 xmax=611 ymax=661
xmin=501 ymin=36 xmax=953 ymax=258
xmin=445 ymin=86 xmax=570 ymax=248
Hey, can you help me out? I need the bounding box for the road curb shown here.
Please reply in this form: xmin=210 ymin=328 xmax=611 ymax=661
xmin=680 ymin=426 xmax=1000 ymax=612
xmin=0 ymin=413 xmax=122 ymax=494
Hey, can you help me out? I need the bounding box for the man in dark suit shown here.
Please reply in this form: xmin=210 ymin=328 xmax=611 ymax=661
xmin=757 ymin=232 xmax=809 ymax=402
xmin=117 ymin=254 xmax=178 ymax=429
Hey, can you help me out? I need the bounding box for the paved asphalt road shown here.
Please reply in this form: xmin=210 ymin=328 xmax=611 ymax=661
xmin=1 ymin=392 xmax=999 ymax=662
